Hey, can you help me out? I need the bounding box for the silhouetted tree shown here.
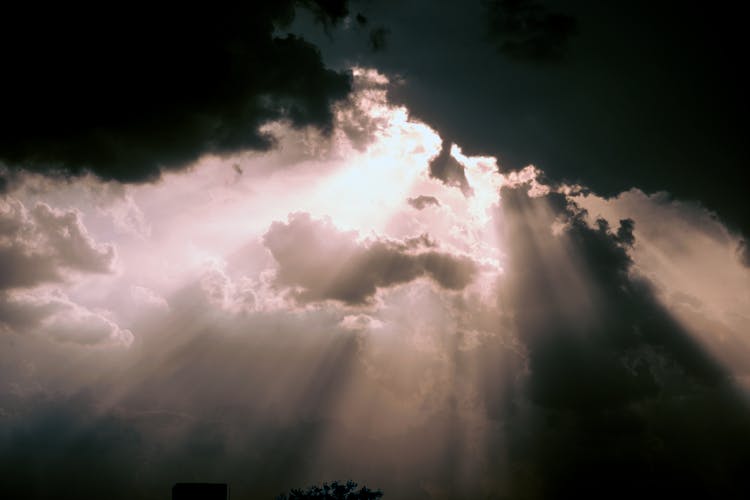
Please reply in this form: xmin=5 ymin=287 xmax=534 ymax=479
xmin=276 ymin=480 xmax=383 ymax=499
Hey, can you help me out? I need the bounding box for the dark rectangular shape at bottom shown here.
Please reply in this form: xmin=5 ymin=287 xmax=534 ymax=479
xmin=172 ymin=482 xmax=229 ymax=500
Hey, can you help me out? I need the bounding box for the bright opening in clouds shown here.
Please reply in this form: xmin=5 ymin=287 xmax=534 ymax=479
xmin=1 ymin=3 xmax=749 ymax=497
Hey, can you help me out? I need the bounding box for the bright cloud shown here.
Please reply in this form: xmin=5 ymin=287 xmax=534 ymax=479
xmin=1 ymin=66 xmax=748 ymax=500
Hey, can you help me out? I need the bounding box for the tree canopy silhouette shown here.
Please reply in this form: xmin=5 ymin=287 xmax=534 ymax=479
xmin=277 ymin=480 xmax=383 ymax=499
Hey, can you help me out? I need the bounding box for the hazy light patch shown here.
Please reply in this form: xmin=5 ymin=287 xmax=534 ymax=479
xmin=198 ymin=259 xmax=259 ymax=314
xmin=501 ymin=190 xmax=598 ymax=327
xmin=1 ymin=67 xmax=521 ymax=343
xmin=306 ymin=73 xmax=443 ymax=233
xmin=0 ymin=68 xmax=567 ymax=495
xmin=130 ymin=285 xmax=169 ymax=312
xmin=451 ymin=144 xmax=503 ymax=226
xmin=575 ymin=189 xmax=750 ymax=379
xmin=105 ymin=194 xmax=152 ymax=239
xmin=4 ymin=58 xmax=749 ymax=498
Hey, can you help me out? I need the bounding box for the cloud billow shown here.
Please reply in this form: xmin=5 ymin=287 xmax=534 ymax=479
xmin=0 ymin=198 xmax=129 ymax=346
xmin=0 ymin=199 xmax=115 ymax=290
xmin=263 ymin=212 xmax=477 ymax=305
xmin=0 ymin=2 xmax=352 ymax=187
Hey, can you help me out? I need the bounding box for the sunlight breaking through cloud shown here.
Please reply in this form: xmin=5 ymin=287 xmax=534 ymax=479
xmin=1 ymin=65 xmax=749 ymax=499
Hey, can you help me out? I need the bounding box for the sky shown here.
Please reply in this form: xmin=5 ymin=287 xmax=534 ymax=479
xmin=0 ymin=2 xmax=749 ymax=499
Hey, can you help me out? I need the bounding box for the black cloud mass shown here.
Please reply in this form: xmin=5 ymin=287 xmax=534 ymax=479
xmin=0 ymin=2 xmax=352 ymax=186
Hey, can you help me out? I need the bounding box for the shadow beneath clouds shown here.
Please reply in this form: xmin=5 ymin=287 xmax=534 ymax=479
xmin=496 ymin=185 xmax=750 ymax=499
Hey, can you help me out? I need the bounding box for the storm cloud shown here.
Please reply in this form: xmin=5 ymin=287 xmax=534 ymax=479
xmin=295 ymin=1 xmax=749 ymax=238
xmin=0 ymin=2 xmax=352 ymax=186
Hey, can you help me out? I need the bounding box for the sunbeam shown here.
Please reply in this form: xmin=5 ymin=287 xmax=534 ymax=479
xmin=1 ymin=54 xmax=748 ymax=499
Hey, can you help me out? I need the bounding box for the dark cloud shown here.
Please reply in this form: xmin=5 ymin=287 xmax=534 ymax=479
xmin=738 ymin=239 xmax=750 ymax=268
xmin=299 ymin=0 xmax=350 ymax=27
xmin=0 ymin=2 xmax=352 ymax=186
xmin=295 ymin=1 xmax=749 ymax=237
xmin=368 ymin=27 xmax=390 ymax=52
xmin=355 ymin=13 xmax=368 ymax=27
xmin=428 ymin=140 xmax=471 ymax=195
xmin=495 ymin=185 xmax=750 ymax=498
xmin=407 ymin=195 xmax=440 ymax=210
xmin=484 ymin=0 xmax=578 ymax=62
xmin=614 ymin=217 xmax=635 ymax=247
xmin=501 ymin=187 xmax=722 ymax=402
xmin=0 ymin=200 xmax=114 ymax=290
xmin=263 ymin=213 xmax=477 ymax=304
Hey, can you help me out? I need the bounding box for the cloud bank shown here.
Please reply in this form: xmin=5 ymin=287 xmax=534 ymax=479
xmin=0 ymin=2 xmax=352 ymax=186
